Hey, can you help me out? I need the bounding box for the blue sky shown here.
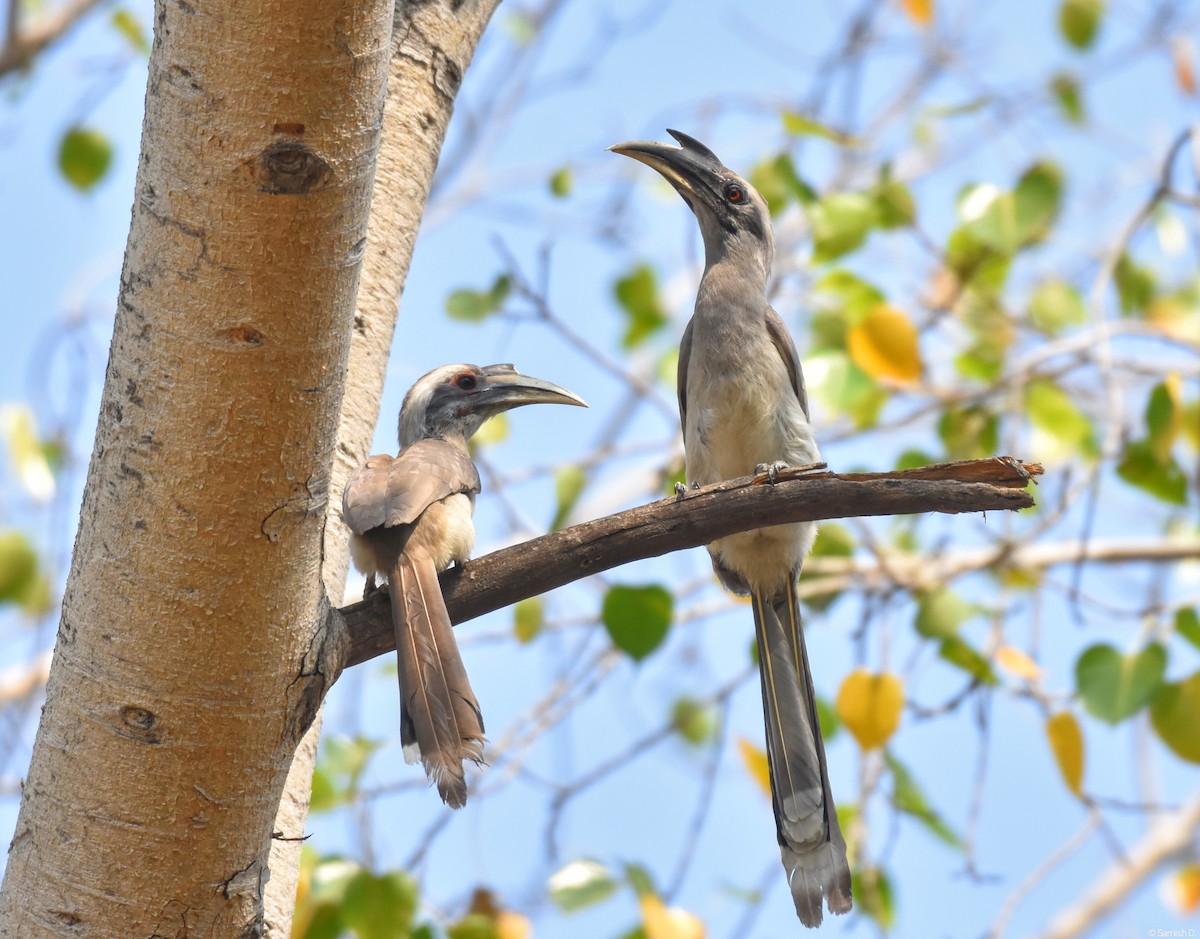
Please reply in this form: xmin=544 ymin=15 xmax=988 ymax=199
xmin=2 ymin=0 xmax=1199 ymax=936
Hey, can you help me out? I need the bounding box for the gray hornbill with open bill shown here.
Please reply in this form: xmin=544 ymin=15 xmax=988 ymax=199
xmin=343 ymin=363 xmax=586 ymax=808
xmin=610 ymin=130 xmax=852 ymax=927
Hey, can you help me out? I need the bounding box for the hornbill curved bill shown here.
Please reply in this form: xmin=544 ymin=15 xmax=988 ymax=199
xmin=343 ymin=363 xmax=586 ymax=808
xmin=610 ymin=129 xmax=852 ymax=927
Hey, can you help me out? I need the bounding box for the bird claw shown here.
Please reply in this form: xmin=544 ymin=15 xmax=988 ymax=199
xmin=673 ymin=481 xmax=687 ymax=496
xmin=756 ymin=461 xmax=789 ymax=484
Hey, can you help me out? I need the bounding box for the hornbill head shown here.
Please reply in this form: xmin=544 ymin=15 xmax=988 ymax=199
xmin=610 ymin=129 xmax=774 ymax=275
xmin=398 ymin=363 xmax=587 ymax=448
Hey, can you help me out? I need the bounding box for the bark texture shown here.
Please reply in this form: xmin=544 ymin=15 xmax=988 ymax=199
xmin=0 ymin=0 xmax=392 ymax=932
xmin=264 ymin=1 xmax=502 ymax=932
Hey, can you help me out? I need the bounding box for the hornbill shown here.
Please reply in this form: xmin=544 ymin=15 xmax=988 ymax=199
xmin=611 ymin=130 xmax=852 ymax=926
xmin=343 ymin=363 xmax=586 ymax=808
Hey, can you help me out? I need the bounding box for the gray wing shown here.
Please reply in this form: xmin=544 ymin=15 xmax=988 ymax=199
xmin=765 ymin=306 xmax=809 ymax=421
xmin=677 ymin=316 xmax=695 ymax=445
xmin=343 ymin=438 xmax=481 ymax=535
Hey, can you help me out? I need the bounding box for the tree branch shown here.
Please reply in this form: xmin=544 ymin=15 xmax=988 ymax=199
xmin=1031 ymin=795 xmax=1200 ymax=939
xmin=0 ymin=0 xmax=104 ymax=77
xmin=333 ymin=457 xmax=1041 ymax=669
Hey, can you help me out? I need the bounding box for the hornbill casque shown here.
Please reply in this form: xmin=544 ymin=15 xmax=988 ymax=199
xmin=343 ymin=363 xmax=586 ymax=808
xmin=611 ymin=130 xmax=852 ymax=927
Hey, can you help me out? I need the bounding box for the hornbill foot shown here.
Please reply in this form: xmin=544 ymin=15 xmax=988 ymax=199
xmin=362 ymin=571 xmax=380 ymax=601
xmin=673 ymin=481 xmax=687 ymax=496
xmin=755 ymin=460 xmax=790 ymax=484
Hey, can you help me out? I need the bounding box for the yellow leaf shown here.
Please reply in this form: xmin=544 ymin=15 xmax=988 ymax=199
xmin=1046 ymin=711 xmax=1085 ymax=797
xmin=1172 ymin=36 xmax=1197 ymax=96
xmin=737 ymin=736 xmax=772 ymax=797
xmin=900 ymin=0 xmax=933 ymax=26
xmin=995 ymin=645 xmax=1041 ymax=681
xmin=846 ymin=304 xmax=923 ymax=386
xmin=497 ymin=911 xmax=533 ymax=939
xmin=1167 ymin=863 xmax=1200 ymax=913
xmin=640 ymin=894 xmax=706 ymax=939
xmin=835 ymin=669 xmax=904 ymax=750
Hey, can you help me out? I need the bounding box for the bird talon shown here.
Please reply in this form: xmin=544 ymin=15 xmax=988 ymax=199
xmin=673 ymin=481 xmax=687 ymax=496
xmin=756 ymin=460 xmax=789 ymax=484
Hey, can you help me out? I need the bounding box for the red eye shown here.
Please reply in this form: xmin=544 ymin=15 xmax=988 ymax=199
xmin=725 ymin=183 xmax=745 ymax=204
xmin=453 ymin=373 xmax=477 ymax=390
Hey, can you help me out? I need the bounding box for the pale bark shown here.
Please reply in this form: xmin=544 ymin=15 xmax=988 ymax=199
xmin=264 ymin=1 xmax=502 ymax=932
xmin=0 ymin=0 xmax=392 ymax=932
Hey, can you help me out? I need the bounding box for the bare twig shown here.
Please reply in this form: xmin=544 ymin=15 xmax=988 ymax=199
xmin=1031 ymin=796 xmax=1200 ymax=939
xmin=0 ymin=0 xmax=105 ymax=76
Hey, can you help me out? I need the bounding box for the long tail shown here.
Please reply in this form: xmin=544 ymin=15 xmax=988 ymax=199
xmin=390 ymin=549 xmax=485 ymax=809
xmin=751 ymin=577 xmax=852 ymax=927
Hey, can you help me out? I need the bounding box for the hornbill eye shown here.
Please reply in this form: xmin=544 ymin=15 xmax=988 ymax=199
xmin=724 ymin=182 xmax=746 ymax=204
xmin=453 ymin=373 xmax=478 ymax=390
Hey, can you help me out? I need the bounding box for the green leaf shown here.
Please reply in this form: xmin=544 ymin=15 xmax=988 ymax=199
xmin=341 ymin=870 xmax=418 ymax=939
xmin=965 ymin=162 xmax=1063 ymax=254
xmin=855 ymin=866 xmax=895 ymax=930
xmin=808 ymin=192 xmax=877 ymax=262
xmin=446 ymin=275 xmax=510 ymax=322
xmin=781 ymin=111 xmax=859 ymax=146
xmin=895 ymin=449 xmax=936 ymax=471
xmin=807 ymin=351 xmax=888 ymax=429
xmin=602 ymin=584 xmax=673 ymax=662
xmin=1059 ymin=0 xmax=1105 ymax=50
xmin=938 ymin=636 xmax=999 ymax=685
xmin=1116 ymin=439 xmax=1188 ymax=505
xmin=1050 ymin=72 xmax=1086 ymax=124
xmin=502 ymin=10 xmax=537 ymax=44
xmin=937 ymin=404 xmax=998 ymax=460
xmin=1075 ymin=642 xmax=1167 ymax=725
xmin=915 ymin=588 xmax=978 ymax=640
xmin=872 ymin=176 xmax=916 ymax=229
xmin=811 ymin=522 xmax=855 ymax=560
xmin=1114 ymin=253 xmax=1156 ymax=316
xmin=111 ymin=8 xmax=151 ymax=55
xmin=623 ymin=862 xmax=657 ymax=898
xmin=813 ymin=269 xmax=886 ymax=326
xmin=806 ymin=522 xmax=855 ymax=611
xmin=1025 ymin=378 xmax=1097 ymax=455
xmin=514 ymin=596 xmax=543 ymax=644
xmin=550 ymin=464 xmax=586 ymax=531
xmin=1146 ymin=379 xmax=1181 ymax=461
xmin=0 ymin=530 xmax=39 ymax=606
xmin=548 ymin=165 xmax=572 ymax=198
xmin=548 ymin=859 xmax=619 ymax=912
xmin=310 ymin=735 xmax=380 ymax=813
xmin=954 ymin=338 xmax=1006 ymax=383
xmin=614 ymin=263 xmax=668 ymax=349
xmin=1175 ymin=608 xmax=1200 ymax=651
xmin=885 ymin=752 xmax=963 ymax=847
xmin=816 ymin=694 xmax=841 ymax=741
xmin=446 ymin=914 xmax=497 ymax=939
xmin=1029 ymin=279 xmax=1087 ymax=333
xmin=1150 ymin=671 xmax=1200 ymax=763
xmin=749 ymin=153 xmax=816 ymax=215
xmin=58 ymin=127 xmax=113 ymax=192
xmin=671 ymin=696 xmax=715 ymax=745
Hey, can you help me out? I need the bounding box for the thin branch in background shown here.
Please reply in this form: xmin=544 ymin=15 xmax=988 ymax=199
xmin=0 ymin=0 xmax=103 ymax=76
xmin=986 ymin=812 xmax=1100 ymax=939
xmin=1031 ymin=797 xmax=1200 ymax=939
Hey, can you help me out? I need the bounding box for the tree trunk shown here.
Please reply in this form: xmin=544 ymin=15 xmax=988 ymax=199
xmin=0 ymin=0 xmax=392 ymax=932
xmin=264 ymin=1 xmax=501 ymax=932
